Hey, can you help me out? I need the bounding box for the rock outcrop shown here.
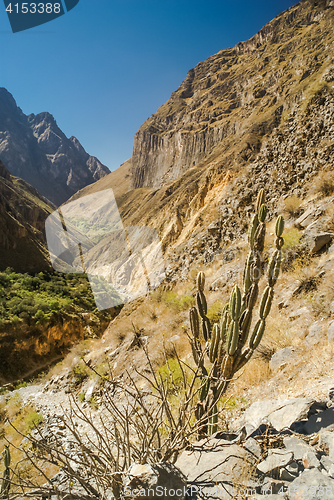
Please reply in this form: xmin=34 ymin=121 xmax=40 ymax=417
xmin=0 ymin=88 xmax=110 ymax=206
xmin=131 ymin=0 xmax=334 ymax=191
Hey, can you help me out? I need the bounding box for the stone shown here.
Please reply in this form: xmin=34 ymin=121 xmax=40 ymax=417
xmin=319 ymin=430 xmax=334 ymax=462
xmin=85 ymin=381 xmax=98 ymax=402
xmin=327 ymin=322 xmax=334 ymax=343
xmin=123 ymin=463 xmax=186 ymax=500
xmin=175 ymin=440 xmax=254 ymax=484
xmin=285 ymin=462 xmax=299 ymax=476
xmin=321 ymin=456 xmax=334 ymax=478
xmin=233 ymin=398 xmax=314 ymax=435
xmin=288 ymin=469 xmax=334 ymax=500
xmin=257 ymin=449 xmax=293 ymax=475
xmin=304 ymin=408 xmax=334 ymax=434
xmin=283 ymin=436 xmax=317 ymax=461
xmin=302 ymin=450 xmax=321 ymax=469
xmin=294 ymin=206 xmax=324 ymax=230
xmin=303 ymin=229 xmax=334 ymax=254
xmin=269 ymin=347 xmax=294 ymax=371
xmin=243 ymin=437 xmax=262 ymax=458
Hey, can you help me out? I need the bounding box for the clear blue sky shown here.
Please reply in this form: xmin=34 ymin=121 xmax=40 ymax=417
xmin=1 ymin=0 xmax=297 ymax=171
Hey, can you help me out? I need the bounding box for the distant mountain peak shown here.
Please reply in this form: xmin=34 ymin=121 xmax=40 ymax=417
xmin=0 ymin=90 xmax=110 ymax=206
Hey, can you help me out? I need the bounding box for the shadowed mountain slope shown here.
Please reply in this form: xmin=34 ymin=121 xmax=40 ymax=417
xmin=0 ymin=160 xmax=54 ymax=272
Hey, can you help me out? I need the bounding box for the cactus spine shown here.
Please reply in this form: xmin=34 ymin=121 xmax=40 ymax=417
xmin=1 ymin=446 xmax=10 ymax=499
xmin=189 ymin=189 xmax=284 ymax=436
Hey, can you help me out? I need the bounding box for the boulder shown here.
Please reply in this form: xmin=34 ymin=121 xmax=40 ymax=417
xmin=123 ymin=463 xmax=186 ymax=500
xmin=302 ymin=222 xmax=334 ymax=254
xmin=175 ymin=439 xmax=254 ymax=484
xmin=319 ymin=430 xmax=334 ymax=462
xmin=288 ymin=469 xmax=334 ymax=500
xmin=244 ymin=437 xmax=262 ymax=458
xmin=233 ymin=398 xmax=315 ymax=435
xmin=321 ymin=456 xmax=334 ymax=477
xmin=294 ymin=205 xmax=326 ymax=230
xmin=257 ymin=449 xmax=293 ymax=475
xmin=305 ymin=322 xmax=323 ymax=345
xmin=302 ymin=450 xmax=321 ymax=469
xmin=283 ymin=436 xmax=317 ymax=461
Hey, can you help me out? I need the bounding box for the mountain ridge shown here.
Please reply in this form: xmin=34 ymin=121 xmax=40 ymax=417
xmin=131 ymin=0 xmax=333 ymax=190
xmin=0 ymin=88 xmax=110 ymax=206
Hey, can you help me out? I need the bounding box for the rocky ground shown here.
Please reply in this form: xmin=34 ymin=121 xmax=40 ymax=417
xmin=3 ymin=373 xmax=334 ymax=499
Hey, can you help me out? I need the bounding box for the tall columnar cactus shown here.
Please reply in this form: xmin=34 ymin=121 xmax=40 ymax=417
xmin=189 ymin=190 xmax=284 ymax=435
xmin=0 ymin=446 xmax=10 ymax=499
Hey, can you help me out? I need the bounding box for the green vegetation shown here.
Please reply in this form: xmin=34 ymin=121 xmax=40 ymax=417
xmin=207 ymin=301 xmax=223 ymax=324
xmin=0 ymin=269 xmax=116 ymax=328
xmin=152 ymin=289 xmax=195 ymax=312
xmin=25 ymin=411 xmax=43 ymax=433
xmin=157 ymin=358 xmax=185 ymax=395
xmin=72 ymin=363 xmax=89 ymax=385
xmin=282 ymin=228 xmax=302 ymax=251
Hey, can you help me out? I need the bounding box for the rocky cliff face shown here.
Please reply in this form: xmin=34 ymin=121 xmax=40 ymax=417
xmin=65 ymin=0 xmax=334 ymax=284
xmin=0 ymin=160 xmax=54 ymax=272
xmin=131 ymin=0 xmax=334 ymax=190
xmin=0 ymin=88 xmax=110 ymax=206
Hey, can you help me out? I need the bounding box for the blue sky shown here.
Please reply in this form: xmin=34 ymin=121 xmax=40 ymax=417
xmin=1 ymin=0 xmax=297 ymax=171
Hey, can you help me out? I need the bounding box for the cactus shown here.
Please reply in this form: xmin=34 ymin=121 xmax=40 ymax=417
xmin=1 ymin=446 xmax=10 ymax=499
xmin=189 ymin=189 xmax=284 ymax=436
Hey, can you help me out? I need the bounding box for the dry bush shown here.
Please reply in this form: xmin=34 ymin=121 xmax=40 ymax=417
xmin=260 ymin=309 xmax=296 ymax=352
xmin=3 ymin=350 xmax=219 ymax=499
xmin=280 ymin=196 xmax=303 ymax=218
xmin=227 ymin=357 xmax=271 ymax=397
xmin=325 ymin=204 xmax=334 ymax=231
xmin=311 ymin=171 xmax=334 ymax=198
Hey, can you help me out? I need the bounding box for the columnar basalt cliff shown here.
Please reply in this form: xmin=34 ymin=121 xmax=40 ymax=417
xmin=131 ymin=0 xmax=334 ymax=190
xmin=0 ymin=88 xmax=110 ymax=206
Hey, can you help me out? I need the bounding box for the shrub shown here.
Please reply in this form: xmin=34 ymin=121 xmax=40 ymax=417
xmin=34 ymin=309 xmax=46 ymax=325
xmin=281 ymin=196 xmax=302 ymax=217
xmin=207 ymin=301 xmax=223 ymax=324
xmin=157 ymin=358 xmax=185 ymax=395
xmin=72 ymin=363 xmax=88 ymax=384
xmin=25 ymin=411 xmax=43 ymax=433
xmin=282 ymin=228 xmax=302 ymax=251
xmin=161 ymin=291 xmax=194 ymax=311
xmin=312 ymin=171 xmax=334 ymax=198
